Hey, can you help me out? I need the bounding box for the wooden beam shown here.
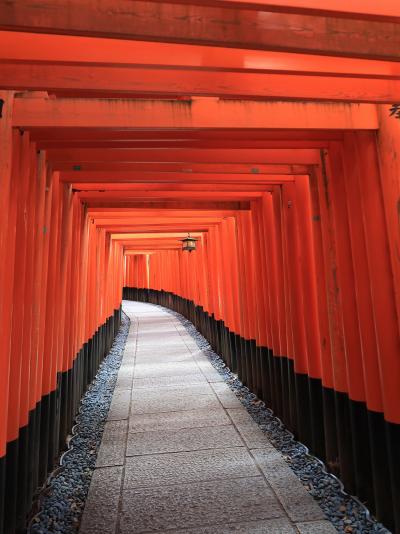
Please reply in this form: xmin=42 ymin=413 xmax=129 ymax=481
xmin=28 ymin=129 xmax=343 ymax=142
xmin=1 ymin=1 xmax=400 ymax=60
xmin=59 ymin=163 xmax=310 ymax=174
xmin=84 ymin=201 xmax=251 ymax=209
xmin=124 ymin=251 xmax=155 ymax=255
xmin=100 ymin=224 xmax=218 ymax=230
xmin=46 ymin=147 xmax=321 ymax=165
xmin=76 ymin=190 xmax=263 ymax=200
xmin=12 ymin=97 xmax=379 ymax=130
xmin=72 ymin=180 xmax=294 ymax=190
xmin=110 ymin=225 xmax=213 ymax=232
xmin=61 ymin=169 xmax=306 ymax=182
xmin=35 ymin=141 xmax=327 ymax=151
xmin=3 ymin=63 xmax=400 ymax=102
xmin=111 ymin=234 xmax=201 ymax=241
xmin=72 ymin=183 xmax=281 ymax=191
xmin=3 ymin=32 xmax=400 ymax=79
xmin=88 ymin=209 xmax=240 ymax=216
xmin=36 ymin=140 xmax=333 ymax=150
xmin=124 ymin=244 xmax=182 ymax=250
xmin=151 ymin=0 xmax=400 ymax=21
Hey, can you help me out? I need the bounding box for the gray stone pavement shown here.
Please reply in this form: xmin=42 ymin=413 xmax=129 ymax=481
xmin=80 ymin=301 xmax=336 ymax=534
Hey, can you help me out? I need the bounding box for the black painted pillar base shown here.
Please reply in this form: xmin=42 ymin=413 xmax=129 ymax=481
xmin=349 ymin=400 xmax=374 ymax=507
xmin=0 ymin=456 xmax=5 ymax=533
xmin=308 ymin=377 xmax=325 ymax=461
xmin=4 ymin=439 xmax=18 ymax=534
xmin=16 ymin=423 xmax=29 ymax=529
xmin=322 ymin=387 xmax=339 ymax=472
xmin=294 ymin=373 xmax=312 ymax=446
xmin=368 ymin=412 xmax=394 ymax=531
xmin=386 ymin=421 xmax=400 ymax=532
xmin=334 ymin=391 xmax=356 ymax=495
xmin=229 ymin=331 xmax=237 ymax=373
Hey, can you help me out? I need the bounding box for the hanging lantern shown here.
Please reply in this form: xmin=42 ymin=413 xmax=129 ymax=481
xmin=181 ymin=233 xmax=198 ymax=252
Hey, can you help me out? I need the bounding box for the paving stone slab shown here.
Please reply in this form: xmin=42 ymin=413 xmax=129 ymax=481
xmin=211 ymin=383 xmax=244 ymax=408
xmin=137 ymin=325 xmax=177 ymax=331
xmin=129 ymin=406 xmax=230 ymax=433
xmin=126 ymin=424 xmax=243 ymax=456
xmin=227 ymin=407 xmax=258 ymax=425
xmin=131 ymin=391 xmax=221 ymax=414
xmin=235 ymin=423 xmax=274 ymax=449
xmin=136 ymin=335 xmax=184 ymax=343
xmin=134 ymin=360 xmax=203 ymax=378
xmin=141 ymin=318 xmax=173 ymax=322
xmin=114 ymin=365 xmax=134 ymax=389
xmin=137 ymin=341 xmax=189 ymax=355
xmin=190 ymin=350 xmax=210 ymax=361
xmin=135 ymin=347 xmax=189 ymax=356
xmin=135 ymin=347 xmax=190 ymax=355
xmin=226 ymin=408 xmax=273 ymax=448
xmin=135 ymin=349 xmax=187 ymax=358
xmin=173 ymin=323 xmax=189 ymax=333
xmin=117 ymin=364 xmax=135 ymax=375
xmin=176 ymin=336 xmax=199 ymax=351
xmin=171 ymin=518 xmax=297 ymax=533
xmin=138 ymin=330 xmax=177 ymax=337
xmin=131 ymin=383 xmax=214 ymax=399
xmin=118 ymin=363 xmax=135 ymax=376
xmin=138 ymin=324 xmax=178 ymax=329
xmin=125 ymin=331 xmax=137 ymax=338
xmin=200 ymin=370 xmax=225 ymax=382
xmin=132 ymin=374 xmax=208 ymax=389
xmin=114 ymin=374 xmax=133 ymax=390
xmin=194 ymin=360 xmax=226 ymax=382
xmin=182 ymin=342 xmax=201 ymax=353
xmin=96 ymin=420 xmax=128 ymax=467
xmin=120 ymin=355 xmax=136 ymax=366
xmin=119 ymin=477 xmax=285 ymax=533
xmin=138 ymin=320 xmax=172 ymax=326
xmin=296 ymin=520 xmax=338 ymax=533
xmin=123 ymin=344 xmax=137 ymax=355
xmin=124 ymin=446 xmax=259 ymax=487
xmin=137 ymin=339 xmax=183 ymax=346
xmin=79 ymin=466 xmax=123 ymax=534
xmin=134 ymin=352 xmax=194 ymax=364
xmin=138 ymin=328 xmax=178 ymax=335
xmin=107 ymin=389 xmax=131 ymax=421
xmin=252 ymin=449 xmax=325 ymax=522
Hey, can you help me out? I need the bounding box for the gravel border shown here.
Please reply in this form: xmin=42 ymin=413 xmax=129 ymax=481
xmin=163 ymin=305 xmax=390 ymax=534
xmin=28 ymin=311 xmax=130 ymax=534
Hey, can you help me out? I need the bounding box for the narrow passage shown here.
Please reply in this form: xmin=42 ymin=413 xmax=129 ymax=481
xmin=79 ymin=301 xmax=335 ymax=534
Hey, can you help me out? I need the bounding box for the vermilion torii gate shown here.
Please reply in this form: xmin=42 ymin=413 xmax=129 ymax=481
xmin=0 ymin=2 xmax=400 ymax=532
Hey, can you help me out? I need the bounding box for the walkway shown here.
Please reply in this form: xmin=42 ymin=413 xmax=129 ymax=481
xmin=79 ymin=301 xmax=335 ymax=534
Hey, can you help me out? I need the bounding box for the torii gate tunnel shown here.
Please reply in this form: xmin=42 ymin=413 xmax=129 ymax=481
xmin=1 ymin=1 xmax=400 ymax=532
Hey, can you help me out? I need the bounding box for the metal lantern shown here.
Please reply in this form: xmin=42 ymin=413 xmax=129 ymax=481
xmin=181 ymin=233 xmax=198 ymax=252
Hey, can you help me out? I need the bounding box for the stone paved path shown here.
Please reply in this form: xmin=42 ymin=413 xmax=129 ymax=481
xmin=80 ymin=301 xmax=336 ymax=534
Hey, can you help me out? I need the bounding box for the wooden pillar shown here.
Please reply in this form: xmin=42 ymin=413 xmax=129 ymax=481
xmin=1 ymin=128 xmax=21 ymax=534
xmin=0 ymin=95 xmax=14 ymax=528
xmin=308 ymin=167 xmax=337 ymax=465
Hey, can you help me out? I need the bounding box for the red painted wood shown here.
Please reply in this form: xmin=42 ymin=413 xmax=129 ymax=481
xmin=1 ymin=1 xmax=399 ymax=60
